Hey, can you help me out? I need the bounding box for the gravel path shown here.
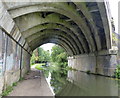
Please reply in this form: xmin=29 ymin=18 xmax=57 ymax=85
xmin=8 ymin=69 xmax=54 ymax=97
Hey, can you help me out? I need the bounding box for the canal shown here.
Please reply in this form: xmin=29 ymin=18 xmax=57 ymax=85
xmin=44 ymin=66 xmax=120 ymax=97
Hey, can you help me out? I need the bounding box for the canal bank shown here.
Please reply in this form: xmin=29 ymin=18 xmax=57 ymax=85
xmin=3 ymin=65 xmax=119 ymax=97
xmin=7 ymin=69 xmax=54 ymax=96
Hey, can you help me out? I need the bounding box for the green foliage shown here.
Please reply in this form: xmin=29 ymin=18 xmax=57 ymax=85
xmin=66 ymin=66 xmax=77 ymax=71
xmin=51 ymin=45 xmax=65 ymax=62
xmin=115 ymin=65 xmax=120 ymax=79
xmin=12 ymin=82 xmax=17 ymax=87
xmin=38 ymin=48 xmax=50 ymax=62
xmin=19 ymin=77 xmax=24 ymax=81
xmin=30 ymin=47 xmax=50 ymax=66
xmin=51 ymin=45 xmax=68 ymax=77
xmin=35 ymin=63 xmax=46 ymax=70
xmin=86 ymin=70 xmax=91 ymax=74
xmin=30 ymin=53 xmax=36 ymax=65
xmin=48 ymin=45 xmax=69 ymax=93
xmin=51 ymin=45 xmax=67 ymax=64
xmin=33 ymin=45 xmax=78 ymax=94
xmin=1 ymin=81 xmax=19 ymax=97
xmin=1 ymin=86 xmax=13 ymax=96
xmin=112 ymin=33 xmax=118 ymax=41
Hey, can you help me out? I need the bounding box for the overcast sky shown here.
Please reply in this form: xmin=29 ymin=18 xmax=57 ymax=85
xmin=108 ymin=0 xmax=119 ymax=33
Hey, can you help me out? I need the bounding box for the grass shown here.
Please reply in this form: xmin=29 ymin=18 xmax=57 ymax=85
xmin=1 ymin=77 xmax=23 ymax=97
xmin=1 ymin=86 xmax=13 ymax=97
xmin=34 ymin=63 xmax=46 ymax=70
xmin=12 ymin=82 xmax=17 ymax=87
xmin=19 ymin=77 xmax=24 ymax=81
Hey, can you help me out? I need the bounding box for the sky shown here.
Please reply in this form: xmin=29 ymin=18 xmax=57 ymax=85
xmin=108 ymin=0 xmax=119 ymax=33
xmin=40 ymin=43 xmax=55 ymax=51
xmin=41 ymin=0 xmax=119 ymax=51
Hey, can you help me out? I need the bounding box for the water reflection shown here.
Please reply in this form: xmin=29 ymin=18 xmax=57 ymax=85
xmin=44 ymin=65 xmax=67 ymax=94
xmin=67 ymin=71 xmax=119 ymax=96
xmin=44 ymin=66 xmax=119 ymax=96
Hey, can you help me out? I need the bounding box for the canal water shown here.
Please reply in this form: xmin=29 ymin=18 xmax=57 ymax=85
xmin=44 ymin=69 xmax=120 ymax=97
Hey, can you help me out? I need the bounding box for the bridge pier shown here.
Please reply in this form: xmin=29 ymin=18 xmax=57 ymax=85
xmin=68 ymin=51 xmax=118 ymax=76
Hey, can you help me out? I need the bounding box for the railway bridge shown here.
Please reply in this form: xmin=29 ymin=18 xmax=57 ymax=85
xmin=0 ymin=0 xmax=119 ymax=94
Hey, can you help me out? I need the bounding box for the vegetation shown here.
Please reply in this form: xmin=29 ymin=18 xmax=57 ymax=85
xmin=48 ymin=45 xmax=68 ymax=93
xmin=30 ymin=53 xmax=36 ymax=65
xmin=38 ymin=48 xmax=50 ymax=62
xmin=30 ymin=47 xmax=50 ymax=65
xmin=35 ymin=63 xmax=46 ymax=70
xmin=1 ymin=76 xmax=26 ymax=97
xmin=115 ymin=65 xmax=120 ymax=79
xmin=12 ymin=82 xmax=17 ymax=87
xmin=51 ymin=45 xmax=68 ymax=77
xmin=1 ymin=86 xmax=13 ymax=96
xmin=19 ymin=77 xmax=24 ymax=81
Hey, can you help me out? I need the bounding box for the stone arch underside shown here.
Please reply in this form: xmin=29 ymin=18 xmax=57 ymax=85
xmin=5 ymin=1 xmax=113 ymax=55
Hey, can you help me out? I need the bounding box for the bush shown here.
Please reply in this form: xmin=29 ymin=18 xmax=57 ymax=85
xmin=86 ymin=70 xmax=91 ymax=74
xmin=115 ymin=65 xmax=120 ymax=79
xmin=35 ymin=63 xmax=46 ymax=70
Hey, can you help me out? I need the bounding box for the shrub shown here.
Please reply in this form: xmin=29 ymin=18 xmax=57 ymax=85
xmin=86 ymin=70 xmax=91 ymax=74
xmin=115 ymin=65 xmax=120 ymax=79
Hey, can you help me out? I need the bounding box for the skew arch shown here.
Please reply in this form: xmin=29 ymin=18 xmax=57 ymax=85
xmin=14 ymin=13 xmax=89 ymax=53
xmin=27 ymin=29 xmax=80 ymax=54
xmin=30 ymin=36 xmax=76 ymax=55
xmin=9 ymin=3 xmax=100 ymax=52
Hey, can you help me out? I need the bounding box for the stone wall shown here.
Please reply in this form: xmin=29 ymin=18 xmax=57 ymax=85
xmin=68 ymin=53 xmax=117 ymax=76
xmin=117 ymin=33 xmax=120 ymax=64
xmin=0 ymin=29 xmax=31 ymax=95
xmin=21 ymin=49 xmax=30 ymax=77
xmin=0 ymin=29 xmax=4 ymax=95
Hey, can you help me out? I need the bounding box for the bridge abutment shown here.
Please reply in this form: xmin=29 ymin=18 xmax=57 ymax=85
xmin=0 ymin=27 xmax=31 ymax=95
xmin=0 ymin=28 xmax=4 ymax=95
xmin=68 ymin=52 xmax=118 ymax=76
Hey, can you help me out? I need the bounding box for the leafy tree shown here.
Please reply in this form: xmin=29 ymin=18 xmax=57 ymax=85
xmin=30 ymin=47 xmax=50 ymax=65
xmin=30 ymin=53 xmax=36 ymax=65
xmin=51 ymin=45 xmax=68 ymax=79
xmin=51 ymin=45 xmax=67 ymax=62
xmin=50 ymin=45 xmax=68 ymax=94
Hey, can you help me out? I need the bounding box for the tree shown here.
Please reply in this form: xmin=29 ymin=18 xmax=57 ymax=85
xmin=51 ymin=45 xmax=68 ymax=77
xmin=30 ymin=47 xmax=50 ymax=65
xmin=50 ymin=45 xmax=68 ymax=94
xmin=51 ymin=45 xmax=66 ymax=62
xmin=38 ymin=48 xmax=50 ymax=62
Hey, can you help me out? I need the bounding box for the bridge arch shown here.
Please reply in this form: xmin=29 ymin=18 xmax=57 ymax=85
xmin=9 ymin=2 xmax=102 ymax=52
xmin=0 ymin=1 xmax=118 ymax=94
